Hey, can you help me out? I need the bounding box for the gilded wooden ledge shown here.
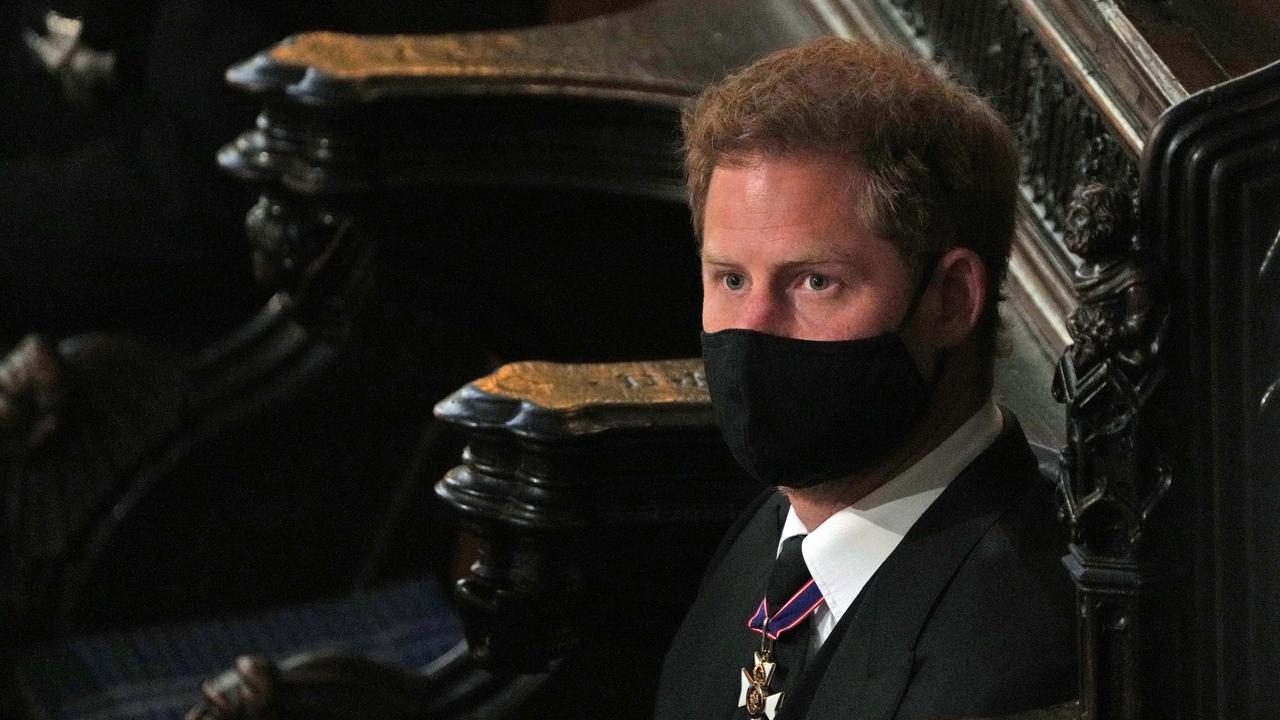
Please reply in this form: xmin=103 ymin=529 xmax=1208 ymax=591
xmin=435 ymin=358 xmax=715 ymax=441
xmin=470 ymin=359 xmax=706 ymax=412
xmin=232 ymin=0 xmax=818 ymax=104
xmin=268 ymin=30 xmax=694 ymax=96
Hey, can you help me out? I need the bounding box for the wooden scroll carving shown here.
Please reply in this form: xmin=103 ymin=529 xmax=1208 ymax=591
xmin=837 ymin=0 xmax=1169 ymax=349
xmin=870 ymin=0 xmax=1141 ymax=232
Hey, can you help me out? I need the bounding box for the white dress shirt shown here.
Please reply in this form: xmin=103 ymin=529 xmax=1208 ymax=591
xmin=775 ymin=398 xmax=1004 ymax=651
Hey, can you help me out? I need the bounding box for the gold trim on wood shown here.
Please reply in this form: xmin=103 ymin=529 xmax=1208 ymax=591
xmin=265 ymin=30 xmax=698 ymax=99
xmin=470 ymin=359 xmax=708 ymax=412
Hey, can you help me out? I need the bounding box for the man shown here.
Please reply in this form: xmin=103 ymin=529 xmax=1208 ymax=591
xmin=656 ymin=38 xmax=1076 ymax=720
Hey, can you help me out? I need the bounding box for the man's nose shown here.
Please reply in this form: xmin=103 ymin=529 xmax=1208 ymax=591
xmin=737 ymin=289 xmax=786 ymax=334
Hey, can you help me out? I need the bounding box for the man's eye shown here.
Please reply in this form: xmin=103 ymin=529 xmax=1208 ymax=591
xmin=723 ymin=273 xmax=745 ymax=290
xmin=805 ymin=273 xmax=830 ymax=291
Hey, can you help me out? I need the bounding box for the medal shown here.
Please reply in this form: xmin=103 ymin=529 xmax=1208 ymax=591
xmin=738 ymin=649 xmax=783 ymax=719
xmin=737 ymin=580 xmax=825 ymax=719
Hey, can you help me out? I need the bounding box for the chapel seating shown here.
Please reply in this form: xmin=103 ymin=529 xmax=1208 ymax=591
xmin=0 ymin=1 xmax=750 ymax=715
xmin=0 ymin=2 xmax=709 ymax=641
xmin=3 ymin=0 xmax=1280 ymax=719
xmin=7 ymin=358 xmax=753 ymax=720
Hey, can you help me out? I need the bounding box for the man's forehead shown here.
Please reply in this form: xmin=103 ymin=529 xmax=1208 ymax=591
xmin=705 ymin=158 xmax=865 ymax=222
xmin=701 ymin=157 xmax=890 ymax=265
xmin=708 ymin=154 xmax=861 ymax=193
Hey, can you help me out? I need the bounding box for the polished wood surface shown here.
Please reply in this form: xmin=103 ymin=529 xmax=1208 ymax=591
xmin=1120 ymin=0 xmax=1280 ymax=93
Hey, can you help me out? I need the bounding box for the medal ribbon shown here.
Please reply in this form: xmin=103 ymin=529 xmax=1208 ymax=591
xmin=747 ymin=578 xmax=825 ymax=640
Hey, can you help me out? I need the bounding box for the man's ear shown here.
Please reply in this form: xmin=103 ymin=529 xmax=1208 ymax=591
xmin=918 ymin=247 xmax=986 ymax=349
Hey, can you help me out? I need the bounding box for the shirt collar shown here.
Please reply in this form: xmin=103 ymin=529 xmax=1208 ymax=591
xmin=777 ymin=398 xmax=1004 ymax=626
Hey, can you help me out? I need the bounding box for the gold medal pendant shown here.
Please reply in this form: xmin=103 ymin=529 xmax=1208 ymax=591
xmin=738 ymin=651 xmax=783 ymax=719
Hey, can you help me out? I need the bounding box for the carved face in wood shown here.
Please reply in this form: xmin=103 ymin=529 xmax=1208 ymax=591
xmin=1064 ymin=183 xmax=1136 ymax=262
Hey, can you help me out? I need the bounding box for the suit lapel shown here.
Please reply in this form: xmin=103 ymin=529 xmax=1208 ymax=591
xmin=789 ymin=418 xmax=1038 ymax=720
xmin=657 ymin=490 xmax=790 ymax=720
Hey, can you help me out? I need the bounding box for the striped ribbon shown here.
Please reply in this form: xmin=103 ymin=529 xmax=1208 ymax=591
xmin=747 ymin=579 xmax=825 ymax=640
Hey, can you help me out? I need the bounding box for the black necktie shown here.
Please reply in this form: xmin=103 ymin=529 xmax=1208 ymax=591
xmin=740 ymin=534 xmax=824 ymax=719
xmin=767 ymin=535 xmax=815 ymax=689
xmin=767 ymin=535 xmax=812 ymax=614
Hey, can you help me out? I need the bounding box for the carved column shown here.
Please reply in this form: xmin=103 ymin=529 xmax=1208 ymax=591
xmin=1053 ymin=183 xmax=1170 ymax=720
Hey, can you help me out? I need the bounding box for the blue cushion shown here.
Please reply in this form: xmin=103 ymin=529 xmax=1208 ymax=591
xmin=13 ymin=576 xmax=462 ymax=720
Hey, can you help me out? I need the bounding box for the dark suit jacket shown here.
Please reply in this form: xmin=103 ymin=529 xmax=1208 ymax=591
xmin=656 ymin=415 xmax=1076 ymax=720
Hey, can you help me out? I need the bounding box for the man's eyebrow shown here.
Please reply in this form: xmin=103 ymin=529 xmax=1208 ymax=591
xmin=700 ymin=253 xmax=858 ymax=266
xmin=699 ymin=253 xmax=737 ymax=265
xmin=777 ymin=255 xmax=857 ymax=268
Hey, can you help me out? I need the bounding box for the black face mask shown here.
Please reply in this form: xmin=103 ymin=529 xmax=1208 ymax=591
xmin=700 ymin=264 xmax=941 ymax=488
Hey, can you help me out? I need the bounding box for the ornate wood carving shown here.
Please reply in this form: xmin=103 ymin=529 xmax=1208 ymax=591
xmin=1051 ymin=182 xmax=1170 ymax=720
xmin=1048 ymin=52 xmax=1280 ymax=720
xmin=851 ymin=0 xmax=1141 ymax=253
xmin=818 ymin=0 xmax=1188 ymax=353
xmin=244 ymin=193 xmax=353 ymax=293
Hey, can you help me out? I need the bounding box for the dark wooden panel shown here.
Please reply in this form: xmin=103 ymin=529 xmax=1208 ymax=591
xmin=1138 ymin=57 xmax=1280 ymax=720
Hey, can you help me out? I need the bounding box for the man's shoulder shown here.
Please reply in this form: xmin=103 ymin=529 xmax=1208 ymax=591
xmin=939 ymin=442 xmax=1069 ymax=616
xmin=932 ymin=410 xmax=1070 ymax=626
xmin=896 ymin=426 xmax=1076 ymax=717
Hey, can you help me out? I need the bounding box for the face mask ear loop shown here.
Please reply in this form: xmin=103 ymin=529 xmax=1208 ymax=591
xmin=898 ymin=251 xmax=948 ymax=389
xmin=897 ymin=251 xmax=943 ymax=331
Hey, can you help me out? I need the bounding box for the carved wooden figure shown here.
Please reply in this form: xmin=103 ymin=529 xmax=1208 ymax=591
xmin=1057 ymin=184 xmax=1164 ymax=386
xmin=1052 ymin=182 xmax=1171 ymax=720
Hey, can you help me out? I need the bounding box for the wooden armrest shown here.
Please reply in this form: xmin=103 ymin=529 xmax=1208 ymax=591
xmin=434 ymin=358 xmax=751 ymax=673
xmin=183 ymin=358 xmax=749 ymax=720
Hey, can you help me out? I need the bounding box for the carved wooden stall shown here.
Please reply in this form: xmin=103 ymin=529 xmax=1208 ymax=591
xmin=0 ymin=3 xmax=793 ymax=719
xmin=0 ymin=2 xmax=732 ymax=639
xmin=3 ymin=0 xmax=1279 ymax=719
xmin=200 ymin=1 xmax=1280 ymax=719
